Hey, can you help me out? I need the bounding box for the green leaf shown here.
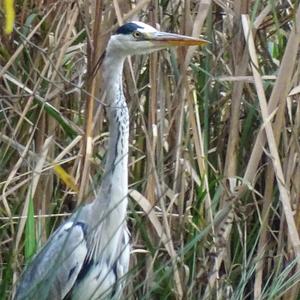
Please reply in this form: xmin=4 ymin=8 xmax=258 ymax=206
xmin=34 ymin=99 xmax=78 ymax=138
xmin=25 ymin=197 xmax=36 ymax=262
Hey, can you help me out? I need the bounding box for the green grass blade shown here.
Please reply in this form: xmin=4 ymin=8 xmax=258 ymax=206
xmin=24 ymin=197 xmax=36 ymax=262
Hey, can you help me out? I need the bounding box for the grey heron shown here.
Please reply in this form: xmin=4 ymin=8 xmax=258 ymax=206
xmin=14 ymin=21 xmax=207 ymax=300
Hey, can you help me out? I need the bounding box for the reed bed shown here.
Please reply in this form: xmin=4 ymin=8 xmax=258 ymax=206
xmin=0 ymin=0 xmax=299 ymax=299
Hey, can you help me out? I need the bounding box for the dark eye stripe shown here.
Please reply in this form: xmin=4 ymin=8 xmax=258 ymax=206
xmin=115 ymin=22 xmax=143 ymax=35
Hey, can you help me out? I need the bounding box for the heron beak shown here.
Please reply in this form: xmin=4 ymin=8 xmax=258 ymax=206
xmin=146 ymin=31 xmax=209 ymax=47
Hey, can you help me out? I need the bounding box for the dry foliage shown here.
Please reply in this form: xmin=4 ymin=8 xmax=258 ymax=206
xmin=0 ymin=0 xmax=300 ymax=299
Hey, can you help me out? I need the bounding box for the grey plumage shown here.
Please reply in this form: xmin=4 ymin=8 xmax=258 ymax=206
xmin=14 ymin=21 xmax=207 ymax=300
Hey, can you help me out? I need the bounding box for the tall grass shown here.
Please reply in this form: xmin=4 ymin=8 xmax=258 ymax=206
xmin=0 ymin=0 xmax=300 ymax=299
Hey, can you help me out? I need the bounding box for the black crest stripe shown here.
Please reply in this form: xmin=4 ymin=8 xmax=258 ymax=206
xmin=115 ymin=22 xmax=143 ymax=35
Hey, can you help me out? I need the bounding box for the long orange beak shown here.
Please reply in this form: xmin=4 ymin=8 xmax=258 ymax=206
xmin=146 ymin=31 xmax=209 ymax=46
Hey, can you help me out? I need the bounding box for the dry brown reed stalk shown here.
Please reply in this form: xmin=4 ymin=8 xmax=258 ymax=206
xmin=1 ymin=0 xmax=300 ymax=299
xmin=242 ymin=12 xmax=300 ymax=299
xmin=78 ymin=0 xmax=102 ymax=202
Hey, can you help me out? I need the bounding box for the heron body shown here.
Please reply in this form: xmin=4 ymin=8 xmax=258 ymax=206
xmin=14 ymin=22 xmax=207 ymax=300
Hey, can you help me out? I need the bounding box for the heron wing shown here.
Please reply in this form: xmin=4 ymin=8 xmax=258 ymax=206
xmin=15 ymin=220 xmax=88 ymax=300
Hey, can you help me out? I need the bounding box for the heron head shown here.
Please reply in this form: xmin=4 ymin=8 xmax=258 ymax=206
xmin=107 ymin=21 xmax=208 ymax=57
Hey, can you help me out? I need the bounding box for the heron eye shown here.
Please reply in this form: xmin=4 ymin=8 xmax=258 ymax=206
xmin=132 ymin=31 xmax=142 ymax=39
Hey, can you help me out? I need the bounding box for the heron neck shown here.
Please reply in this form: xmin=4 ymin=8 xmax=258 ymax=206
xmin=97 ymin=53 xmax=129 ymax=214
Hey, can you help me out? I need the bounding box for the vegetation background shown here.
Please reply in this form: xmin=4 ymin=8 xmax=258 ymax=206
xmin=0 ymin=0 xmax=300 ymax=299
